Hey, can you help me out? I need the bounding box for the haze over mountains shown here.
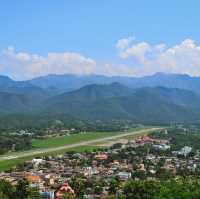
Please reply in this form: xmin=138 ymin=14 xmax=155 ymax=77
xmin=1 ymin=72 xmax=200 ymax=124
xmin=29 ymin=72 xmax=200 ymax=94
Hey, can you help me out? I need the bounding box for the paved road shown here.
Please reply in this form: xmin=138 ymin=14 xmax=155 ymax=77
xmin=0 ymin=127 xmax=162 ymax=161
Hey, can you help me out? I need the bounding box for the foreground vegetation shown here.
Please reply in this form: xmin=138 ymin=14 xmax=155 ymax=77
xmin=74 ymin=177 xmax=200 ymax=199
xmin=121 ymin=178 xmax=200 ymax=199
xmin=1 ymin=177 xmax=200 ymax=199
xmin=0 ymin=178 xmax=40 ymax=199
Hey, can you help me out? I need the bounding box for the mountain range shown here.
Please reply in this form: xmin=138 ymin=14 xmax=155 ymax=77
xmin=1 ymin=72 xmax=200 ymax=125
xmin=28 ymin=72 xmax=200 ymax=94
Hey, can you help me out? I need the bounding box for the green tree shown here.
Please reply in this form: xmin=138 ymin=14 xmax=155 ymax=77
xmin=62 ymin=192 xmax=76 ymax=199
xmin=0 ymin=191 xmax=9 ymax=199
xmin=104 ymin=195 xmax=117 ymax=199
xmin=155 ymin=179 xmax=200 ymax=199
xmin=0 ymin=180 xmax=15 ymax=199
xmin=70 ymin=177 xmax=86 ymax=198
xmin=123 ymin=180 xmax=159 ymax=199
xmin=28 ymin=187 xmax=41 ymax=199
xmin=15 ymin=178 xmax=31 ymax=199
xmin=109 ymin=178 xmax=120 ymax=194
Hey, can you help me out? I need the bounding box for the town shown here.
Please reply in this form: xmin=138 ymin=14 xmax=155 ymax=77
xmin=1 ymin=127 xmax=200 ymax=199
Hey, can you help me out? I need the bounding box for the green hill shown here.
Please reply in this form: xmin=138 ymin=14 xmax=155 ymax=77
xmin=42 ymin=84 xmax=200 ymax=123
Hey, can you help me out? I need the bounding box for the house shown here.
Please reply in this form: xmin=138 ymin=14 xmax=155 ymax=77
xmin=94 ymin=153 xmax=108 ymax=160
xmin=153 ymin=144 xmax=170 ymax=150
xmin=26 ymin=175 xmax=42 ymax=188
xmin=178 ymin=146 xmax=192 ymax=157
xmin=117 ymin=172 xmax=132 ymax=181
xmin=83 ymin=166 xmax=99 ymax=177
xmin=32 ymin=158 xmax=45 ymax=167
xmin=40 ymin=190 xmax=55 ymax=199
xmin=55 ymin=181 xmax=75 ymax=199
xmin=182 ymin=146 xmax=192 ymax=155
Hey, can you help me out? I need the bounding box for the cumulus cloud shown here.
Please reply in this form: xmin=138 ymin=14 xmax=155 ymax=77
xmin=0 ymin=47 xmax=97 ymax=80
xmin=119 ymin=42 xmax=150 ymax=62
xmin=116 ymin=37 xmax=200 ymax=76
xmin=1 ymin=38 xmax=200 ymax=80
xmin=116 ymin=36 xmax=135 ymax=50
xmin=0 ymin=47 xmax=137 ymax=80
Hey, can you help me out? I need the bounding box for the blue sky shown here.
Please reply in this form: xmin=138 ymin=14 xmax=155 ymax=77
xmin=0 ymin=0 xmax=200 ymax=79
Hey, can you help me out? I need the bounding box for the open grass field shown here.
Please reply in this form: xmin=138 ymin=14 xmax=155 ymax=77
xmin=32 ymin=131 xmax=118 ymax=148
xmin=32 ymin=127 xmax=150 ymax=148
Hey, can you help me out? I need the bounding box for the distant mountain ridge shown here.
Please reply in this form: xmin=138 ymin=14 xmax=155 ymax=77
xmin=1 ymin=72 xmax=200 ymax=94
xmin=0 ymin=73 xmax=200 ymax=124
xmin=26 ymin=72 xmax=200 ymax=95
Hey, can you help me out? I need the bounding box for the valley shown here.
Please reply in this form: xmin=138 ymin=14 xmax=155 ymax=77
xmin=0 ymin=127 xmax=159 ymax=171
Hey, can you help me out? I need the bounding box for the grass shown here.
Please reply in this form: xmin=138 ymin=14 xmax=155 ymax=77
xmin=32 ymin=127 xmax=149 ymax=149
xmin=32 ymin=131 xmax=118 ymax=148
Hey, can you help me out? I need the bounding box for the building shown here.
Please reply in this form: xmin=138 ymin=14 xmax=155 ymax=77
xmin=153 ymin=144 xmax=170 ymax=150
xmin=179 ymin=146 xmax=192 ymax=157
xmin=94 ymin=153 xmax=108 ymax=160
xmin=55 ymin=181 xmax=75 ymax=199
xmin=117 ymin=172 xmax=132 ymax=181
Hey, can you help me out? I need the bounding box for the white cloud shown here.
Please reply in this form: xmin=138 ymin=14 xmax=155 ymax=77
xmin=119 ymin=42 xmax=150 ymax=63
xmin=0 ymin=48 xmax=97 ymax=80
xmin=1 ymin=38 xmax=200 ymax=80
xmin=116 ymin=37 xmax=200 ymax=76
xmin=116 ymin=36 xmax=135 ymax=50
xmin=0 ymin=47 xmax=136 ymax=80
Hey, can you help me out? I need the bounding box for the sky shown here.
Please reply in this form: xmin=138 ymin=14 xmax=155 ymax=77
xmin=0 ymin=0 xmax=200 ymax=80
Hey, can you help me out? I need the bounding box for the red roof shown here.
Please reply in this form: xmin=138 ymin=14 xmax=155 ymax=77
xmin=56 ymin=181 xmax=75 ymax=199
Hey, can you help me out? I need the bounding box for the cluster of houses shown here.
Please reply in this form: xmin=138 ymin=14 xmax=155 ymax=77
xmin=1 ymin=134 xmax=199 ymax=199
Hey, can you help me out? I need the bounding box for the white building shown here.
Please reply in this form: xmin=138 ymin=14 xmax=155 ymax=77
xmin=153 ymin=144 xmax=170 ymax=150
xmin=179 ymin=146 xmax=192 ymax=157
